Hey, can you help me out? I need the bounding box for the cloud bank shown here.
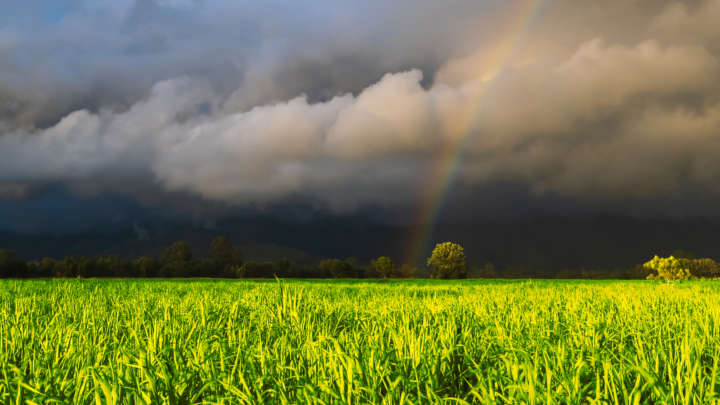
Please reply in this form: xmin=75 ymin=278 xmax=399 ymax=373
xmin=2 ymin=0 xmax=720 ymax=219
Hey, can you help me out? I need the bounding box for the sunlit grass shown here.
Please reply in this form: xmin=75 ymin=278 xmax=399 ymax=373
xmin=1 ymin=279 xmax=719 ymax=403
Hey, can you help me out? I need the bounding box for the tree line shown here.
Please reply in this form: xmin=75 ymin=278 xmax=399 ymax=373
xmin=0 ymin=238 xmax=470 ymax=279
xmin=3 ymin=238 xmax=709 ymax=279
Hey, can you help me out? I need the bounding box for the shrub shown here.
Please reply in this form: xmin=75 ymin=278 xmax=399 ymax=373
xmin=643 ymin=255 xmax=692 ymax=280
xmin=682 ymin=258 xmax=720 ymax=279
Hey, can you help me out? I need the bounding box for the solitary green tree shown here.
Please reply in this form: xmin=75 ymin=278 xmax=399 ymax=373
xmin=427 ymin=242 xmax=467 ymax=279
xmin=370 ymin=256 xmax=395 ymax=278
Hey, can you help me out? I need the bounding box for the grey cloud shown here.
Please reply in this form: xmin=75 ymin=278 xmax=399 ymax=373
xmin=650 ymin=0 xmax=720 ymax=49
xmin=2 ymin=0 xmax=720 ymax=218
xmin=0 ymin=0 xmax=502 ymax=129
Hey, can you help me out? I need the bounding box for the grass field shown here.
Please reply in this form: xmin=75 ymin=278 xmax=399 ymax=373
xmin=2 ymin=279 xmax=720 ymax=404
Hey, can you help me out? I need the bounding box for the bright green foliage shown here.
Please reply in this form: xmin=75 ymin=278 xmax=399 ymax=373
xmin=370 ymin=256 xmax=394 ymax=278
xmin=7 ymin=279 xmax=720 ymax=403
xmin=427 ymin=241 xmax=467 ymax=279
xmin=644 ymin=255 xmax=693 ymax=280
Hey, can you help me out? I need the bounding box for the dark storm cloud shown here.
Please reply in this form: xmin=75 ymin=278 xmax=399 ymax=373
xmin=1 ymin=0 xmax=720 ymax=220
xmin=0 ymin=0 xmax=498 ymax=128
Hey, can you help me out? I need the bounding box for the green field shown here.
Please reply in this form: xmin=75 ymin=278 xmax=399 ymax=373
xmin=2 ymin=279 xmax=720 ymax=404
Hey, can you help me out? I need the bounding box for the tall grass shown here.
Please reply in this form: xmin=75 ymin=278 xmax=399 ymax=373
xmin=1 ymin=279 xmax=719 ymax=403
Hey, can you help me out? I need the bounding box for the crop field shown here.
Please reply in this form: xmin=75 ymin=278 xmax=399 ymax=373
xmin=2 ymin=279 xmax=720 ymax=404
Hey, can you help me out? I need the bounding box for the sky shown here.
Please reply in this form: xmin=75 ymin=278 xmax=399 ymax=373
xmin=2 ymin=0 xmax=720 ymax=239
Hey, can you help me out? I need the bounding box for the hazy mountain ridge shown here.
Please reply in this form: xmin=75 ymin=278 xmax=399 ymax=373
xmin=2 ymin=215 xmax=719 ymax=271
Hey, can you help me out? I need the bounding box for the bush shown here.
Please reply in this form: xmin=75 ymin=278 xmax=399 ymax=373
xmin=682 ymin=258 xmax=720 ymax=278
xmin=644 ymin=255 xmax=692 ymax=280
xmin=643 ymin=255 xmax=720 ymax=280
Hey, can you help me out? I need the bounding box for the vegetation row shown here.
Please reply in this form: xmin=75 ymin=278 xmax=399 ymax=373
xmin=2 ymin=236 xmax=719 ymax=280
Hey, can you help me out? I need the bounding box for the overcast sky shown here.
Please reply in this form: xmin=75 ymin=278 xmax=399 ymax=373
xmin=2 ymin=0 xmax=720 ymax=231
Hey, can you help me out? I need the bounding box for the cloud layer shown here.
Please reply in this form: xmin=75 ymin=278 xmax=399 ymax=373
xmin=2 ymin=0 xmax=720 ymax=219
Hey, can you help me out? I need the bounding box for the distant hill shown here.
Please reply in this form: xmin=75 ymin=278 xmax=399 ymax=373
xmin=241 ymin=244 xmax=314 ymax=264
xmin=0 ymin=228 xmax=317 ymax=265
xmin=3 ymin=215 xmax=720 ymax=271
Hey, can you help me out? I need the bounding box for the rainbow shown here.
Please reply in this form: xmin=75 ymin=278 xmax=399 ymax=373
xmin=403 ymin=0 xmax=545 ymax=266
